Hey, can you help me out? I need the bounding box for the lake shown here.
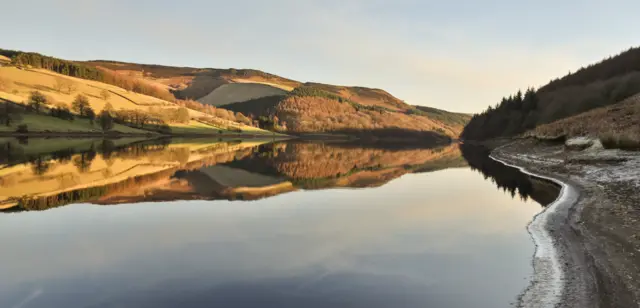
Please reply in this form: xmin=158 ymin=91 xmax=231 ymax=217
xmin=0 ymin=138 xmax=559 ymax=308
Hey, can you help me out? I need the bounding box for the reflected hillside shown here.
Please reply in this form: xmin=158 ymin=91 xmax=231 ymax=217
xmin=222 ymin=142 xmax=467 ymax=189
xmin=99 ymin=142 xmax=467 ymax=204
xmin=0 ymin=139 xmax=467 ymax=212
xmin=0 ymin=137 xmax=271 ymax=212
xmin=460 ymin=144 xmax=560 ymax=206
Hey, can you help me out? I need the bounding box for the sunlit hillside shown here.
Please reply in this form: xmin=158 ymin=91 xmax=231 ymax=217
xmin=0 ymin=51 xmax=277 ymax=136
xmin=223 ymin=142 xmax=467 ymax=189
xmin=83 ymin=60 xmax=301 ymax=98
xmin=80 ymin=60 xmax=470 ymax=138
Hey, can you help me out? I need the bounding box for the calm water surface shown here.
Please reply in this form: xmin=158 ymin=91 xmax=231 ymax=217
xmin=0 ymin=138 xmax=558 ymax=308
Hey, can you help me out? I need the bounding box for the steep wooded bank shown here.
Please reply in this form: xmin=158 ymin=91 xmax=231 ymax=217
xmin=462 ymin=47 xmax=640 ymax=141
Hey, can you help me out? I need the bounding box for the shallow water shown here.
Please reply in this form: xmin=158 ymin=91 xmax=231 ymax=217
xmin=0 ymin=139 xmax=558 ymax=308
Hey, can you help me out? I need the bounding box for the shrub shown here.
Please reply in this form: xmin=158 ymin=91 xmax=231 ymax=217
xmin=16 ymin=124 xmax=28 ymax=133
xmin=99 ymin=111 xmax=114 ymax=131
xmin=28 ymin=91 xmax=47 ymax=113
xmin=72 ymin=94 xmax=90 ymax=116
xmin=50 ymin=103 xmax=74 ymax=121
xmin=0 ymin=102 xmax=23 ymax=126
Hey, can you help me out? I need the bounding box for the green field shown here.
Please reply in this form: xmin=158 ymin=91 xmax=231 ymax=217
xmin=0 ymin=113 xmax=151 ymax=134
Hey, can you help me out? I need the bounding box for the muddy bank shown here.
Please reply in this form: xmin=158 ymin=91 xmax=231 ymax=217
xmin=492 ymin=139 xmax=640 ymax=308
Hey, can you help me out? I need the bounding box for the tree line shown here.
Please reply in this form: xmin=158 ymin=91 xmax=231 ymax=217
xmin=462 ymin=45 xmax=640 ymax=140
xmin=461 ymin=88 xmax=539 ymax=140
xmin=541 ymin=46 xmax=640 ymax=93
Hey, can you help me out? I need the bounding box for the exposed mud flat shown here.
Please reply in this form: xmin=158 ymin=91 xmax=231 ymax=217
xmin=493 ymin=139 xmax=640 ymax=308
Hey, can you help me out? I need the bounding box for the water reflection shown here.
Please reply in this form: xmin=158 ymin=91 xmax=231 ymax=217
xmin=0 ymin=138 xmax=467 ymax=212
xmin=460 ymin=143 xmax=560 ymax=206
xmin=0 ymin=138 xmax=561 ymax=308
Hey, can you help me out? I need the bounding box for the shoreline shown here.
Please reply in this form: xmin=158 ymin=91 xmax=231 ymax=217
xmin=492 ymin=139 xmax=640 ymax=308
xmin=490 ymin=153 xmax=574 ymax=308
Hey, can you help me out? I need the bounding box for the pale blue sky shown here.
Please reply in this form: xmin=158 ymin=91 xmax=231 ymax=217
xmin=1 ymin=0 xmax=639 ymax=112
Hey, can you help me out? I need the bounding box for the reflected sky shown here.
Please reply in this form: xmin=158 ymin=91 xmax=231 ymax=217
xmin=0 ymin=167 xmax=542 ymax=308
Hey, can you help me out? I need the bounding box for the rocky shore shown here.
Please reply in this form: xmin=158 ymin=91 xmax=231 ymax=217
xmin=492 ymin=139 xmax=640 ymax=308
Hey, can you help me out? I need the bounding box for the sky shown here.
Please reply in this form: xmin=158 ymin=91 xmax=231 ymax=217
xmin=1 ymin=0 xmax=639 ymax=113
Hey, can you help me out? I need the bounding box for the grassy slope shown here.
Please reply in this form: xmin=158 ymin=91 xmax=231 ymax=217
xmin=0 ymin=66 xmax=271 ymax=135
xmin=83 ymin=60 xmax=301 ymax=96
xmin=530 ymin=94 xmax=640 ymax=139
xmin=0 ymin=113 xmax=148 ymax=134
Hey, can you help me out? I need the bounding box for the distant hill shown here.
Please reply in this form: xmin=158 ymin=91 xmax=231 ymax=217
xmin=76 ymin=60 xmax=470 ymax=139
xmin=462 ymin=46 xmax=640 ymax=141
xmin=81 ymin=60 xmax=470 ymax=140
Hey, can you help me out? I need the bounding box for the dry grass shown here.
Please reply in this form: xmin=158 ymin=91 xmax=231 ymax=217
xmin=0 ymin=67 xmax=171 ymax=112
xmin=198 ymin=83 xmax=287 ymax=106
xmin=0 ymin=67 xmax=271 ymax=134
xmin=531 ymin=94 xmax=640 ymax=140
xmin=231 ymin=79 xmax=296 ymax=91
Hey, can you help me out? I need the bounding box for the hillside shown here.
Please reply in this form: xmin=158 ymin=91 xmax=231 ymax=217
xmin=222 ymin=86 xmax=470 ymax=139
xmin=83 ymin=60 xmax=301 ymax=99
xmin=81 ymin=60 xmax=469 ymax=139
xmin=529 ymin=94 xmax=640 ymax=146
xmin=462 ymin=46 xmax=640 ymax=141
xmin=0 ymin=50 xmax=275 ymax=136
xmin=0 ymin=54 xmax=471 ymax=140
xmin=301 ymin=82 xmax=409 ymax=112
